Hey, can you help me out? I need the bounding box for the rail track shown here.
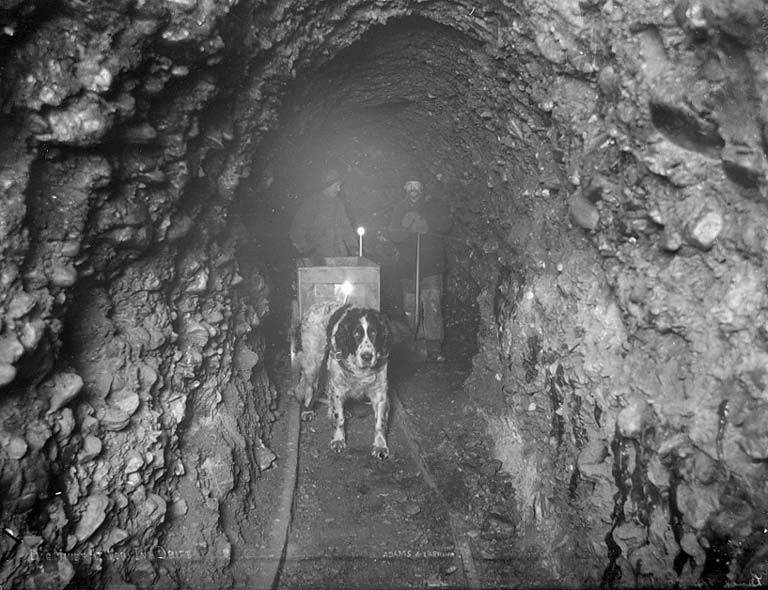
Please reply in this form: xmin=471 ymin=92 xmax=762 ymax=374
xmin=260 ymin=376 xmax=481 ymax=589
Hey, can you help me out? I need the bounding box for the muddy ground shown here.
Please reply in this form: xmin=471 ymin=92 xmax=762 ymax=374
xmin=275 ymin=350 xmax=593 ymax=589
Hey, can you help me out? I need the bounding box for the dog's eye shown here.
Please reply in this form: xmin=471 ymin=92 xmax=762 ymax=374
xmin=368 ymin=328 xmax=377 ymax=339
xmin=354 ymin=327 xmax=364 ymax=339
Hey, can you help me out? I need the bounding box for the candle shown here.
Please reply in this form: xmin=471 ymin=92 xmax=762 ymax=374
xmin=356 ymin=226 xmax=365 ymax=257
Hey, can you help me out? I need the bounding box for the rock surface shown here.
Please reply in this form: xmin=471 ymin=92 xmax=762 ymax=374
xmin=0 ymin=0 xmax=767 ymax=588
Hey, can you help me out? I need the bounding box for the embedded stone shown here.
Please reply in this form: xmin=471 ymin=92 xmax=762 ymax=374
xmin=138 ymin=363 xmax=158 ymax=388
xmin=680 ymin=532 xmax=705 ymax=562
xmin=8 ymin=291 xmax=35 ymax=318
xmin=0 ymin=334 xmax=24 ymax=363
xmin=647 ymin=455 xmax=671 ymax=489
xmin=109 ymin=388 xmax=140 ymax=416
xmin=201 ymin=455 xmax=234 ymax=499
xmin=51 ymin=264 xmax=77 ymax=287
xmin=101 ymin=407 xmax=131 ymax=431
xmin=0 ymin=363 xmax=16 ymax=387
xmin=694 ymin=453 xmax=717 ymax=484
xmin=647 ymin=207 xmax=664 ymax=225
xmin=102 ymin=528 xmax=129 ymax=552
xmin=402 ymin=501 xmax=421 ymax=516
xmin=25 ymin=420 xmax=51 ymax=451
xmin=23 ymin=534 xmax=43 ymax=548
xmin=739 ymin=435 xmax=768 ymax=460
xmin=59 ymin=240 xmax=81 ymax=257
xmin=187 ymin=269 xmax=209 ymax=293
xmin=80 ymin=435 xmax=102 ymax=461
xmin=44 ymin=372 xmax=84 ymax=415
xmin=123 ymin=122 xmax=157 ymax=143
xmin=481 ymin=511 xmax=517 ymax=540
xmin=256 ymin=443 xmax=276 ymax=471
xmin=125 ymin=450 xmax=144 ymax=474
xmin=65 ymin=535 xmax=77 ymax=552
xmin=114 ymin=492 xmax=129 ymax=510
xmin=481 ymin=459 xmax=503 ymax=477
xmin=686 ymin=209 xmax=723 ymax=250
xmin=166 ymin=214 xmax=194 ymax=242
xmin=140 ymin=493 xmax=167 ymax=527
xmin=7 ymin=436 xmax=28 ymax=460
xmin=170 ymin=498 xmax=188 ymax=516
xmin=19 ymin=319 xmax=45 ymax=351
xmin=56 ymin=408 xmax=75 ymax=439
xmin=569 ymin=191 xmax=600 ymax=231
xmin=737 ymin=405 xmax=768 ymax=459
xmin=676 ymin=482 xmax=720 ymax=530
xmin=81 ymin=414 xmax=99 ymax=433
xmin=185 ymin=321 xmax=210 ymax=347
xmin=74 ymin=494 xmax=109 ymax=542
xmin=661 ymin=229 xmax=682 ymax=252
xmin=40 ymin=94 xmax=113 ymax=145
xmin=617 ymin=399 xmax=650 ymax=439
xmin=597 ymin=65 xmax=621 ymax=100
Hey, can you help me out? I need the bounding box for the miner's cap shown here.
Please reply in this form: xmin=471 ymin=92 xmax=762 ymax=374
xmin=403 ymin=180 xmax=423 ymax=192
xmin=320 ymin=168 xmax=343 ymax=190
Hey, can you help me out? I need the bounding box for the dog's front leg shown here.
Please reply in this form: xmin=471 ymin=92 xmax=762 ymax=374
xmin=371 ymin=395 xmax=390 ymax=459
xmin=329 ymin=388 xmax=346 ymax=453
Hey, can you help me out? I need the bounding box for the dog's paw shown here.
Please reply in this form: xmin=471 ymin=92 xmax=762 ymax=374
xmin=330 ymin=439 xmax=347 ymax=453
xmin=300 ymin=409 xmax=316 ymax=422
xmin=371 ymin=445 xmax=390 ymax=460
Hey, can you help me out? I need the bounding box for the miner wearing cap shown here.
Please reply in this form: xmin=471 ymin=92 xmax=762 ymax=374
xmin=290 ymin=169 xmax=357 ymax=264
xmin=390 ymin=175 xmax=452 ymax=361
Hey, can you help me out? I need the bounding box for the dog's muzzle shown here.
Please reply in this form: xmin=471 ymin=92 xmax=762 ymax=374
xmin=357 ymin=346 xmax=376 ymax=368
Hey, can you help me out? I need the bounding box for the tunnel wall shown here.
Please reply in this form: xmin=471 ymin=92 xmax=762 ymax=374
xmin=0 ymin=2 xmax=277 ymax=588
xmin=1 ymin=0 xmax=767 ymax=588
xmin=459 ymin=1 xmax=768 ymax=587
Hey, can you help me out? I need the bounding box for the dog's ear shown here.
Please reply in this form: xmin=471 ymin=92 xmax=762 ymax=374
xmin=375 ymin=311 xmax=392 ymax=361
xmin=328 ymin=305 xmax=354 ymax=356
xmin=327 ymin=304 xmax=350 ymax=343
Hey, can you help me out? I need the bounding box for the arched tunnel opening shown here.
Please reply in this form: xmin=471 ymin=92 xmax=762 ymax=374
xmin=2 ymin=2 xmax=768 ymax=589
xmin=240 ymin=17 xmax=495 ymax=366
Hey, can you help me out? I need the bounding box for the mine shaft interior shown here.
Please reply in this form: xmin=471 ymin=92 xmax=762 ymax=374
xmin=1 ymin=1 xmax=768 ymax=589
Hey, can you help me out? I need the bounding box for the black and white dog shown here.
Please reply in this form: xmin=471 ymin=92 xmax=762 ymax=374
xmin=292 ymin=302 xmax=391 ymax=459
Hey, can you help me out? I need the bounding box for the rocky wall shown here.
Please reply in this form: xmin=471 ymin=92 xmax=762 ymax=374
xmin=2 ymin=0 xmax=767 ymax=588
xmin=0 ymin=2 xmax=275 ymax=588
xmin=462 ymin=0 xmax=768 ymax=587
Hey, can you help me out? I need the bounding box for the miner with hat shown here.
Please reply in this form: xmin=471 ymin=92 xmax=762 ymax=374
xmin=390 ymin=173 xmax=452 ymax=361
xmin=289 ymin=168 xmax=357 ymax=264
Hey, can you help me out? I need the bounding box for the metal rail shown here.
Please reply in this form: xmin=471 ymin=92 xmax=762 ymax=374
xmin=264 ymin=387 xmax=481 ymax=589
xmin=254 ymin=398 xmax=301 ymax=590
xmin=389 ymin=390 xmax=481 ymax=589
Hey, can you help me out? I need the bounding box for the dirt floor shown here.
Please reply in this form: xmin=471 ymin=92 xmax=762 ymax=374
xmin=274 ymin=351 xmax=559 ymax=590
xmin=395 ymin=362 xmax=566 ymax=589
xmin=277 ymin=369 xmax=460 ymax=589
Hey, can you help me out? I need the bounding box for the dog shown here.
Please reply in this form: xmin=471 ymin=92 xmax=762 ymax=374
xmin=291 ymin=302 xmax=392 ymax=459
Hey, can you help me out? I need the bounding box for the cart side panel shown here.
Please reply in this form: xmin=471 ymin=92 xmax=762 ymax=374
xmin=298 ymin=265 xmax=380 ymax=316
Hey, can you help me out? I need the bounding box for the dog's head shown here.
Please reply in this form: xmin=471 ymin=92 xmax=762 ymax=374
xmin=329 ymin=306 xmax=391 ymax=370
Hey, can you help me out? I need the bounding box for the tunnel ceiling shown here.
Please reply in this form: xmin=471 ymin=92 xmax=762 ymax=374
xmin=2 ymin=0 xmax=768 ymax=589
xmin=243 ymin=15 xmax=545 ymax=244
xmin=266 ymin=16 xmax=540 ymax=191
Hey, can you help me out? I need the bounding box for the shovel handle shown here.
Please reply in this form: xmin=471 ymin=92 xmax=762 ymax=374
xmin=414 ymin=232 xmax=421 ymax=336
